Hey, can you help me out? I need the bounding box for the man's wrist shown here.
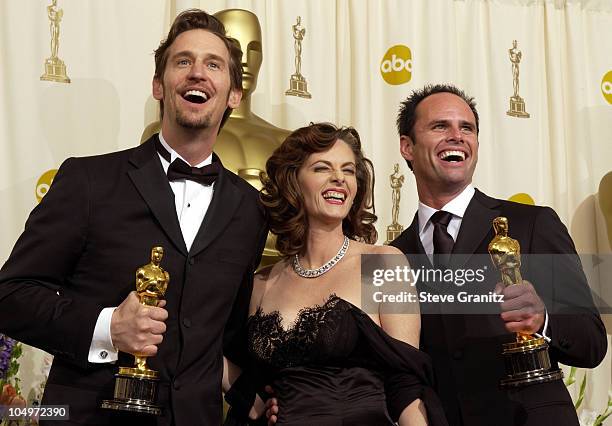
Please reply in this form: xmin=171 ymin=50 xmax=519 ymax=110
xmin=534 ymin=310 xmax=550 ymax=342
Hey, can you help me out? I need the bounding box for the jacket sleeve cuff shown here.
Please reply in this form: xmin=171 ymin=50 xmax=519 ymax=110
xmin=224 ymin=371 xmax=257 ymax=420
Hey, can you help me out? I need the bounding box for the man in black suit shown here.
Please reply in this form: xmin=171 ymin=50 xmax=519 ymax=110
xmin=0 ymin=9 xmax=267 ymax=426
xmin=391 ymin=84 xmax=607 ymax=425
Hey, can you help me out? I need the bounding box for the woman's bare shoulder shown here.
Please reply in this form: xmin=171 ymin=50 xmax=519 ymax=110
xmin=353 ymin=240 xmax=404 ymax=256
xmin=373 ymin=244 xmax=403 ymax=255
xmin=254 ymin=264 xmax=274 ymax=282
xmin=251 ymin=261 xmax=285 ymax=312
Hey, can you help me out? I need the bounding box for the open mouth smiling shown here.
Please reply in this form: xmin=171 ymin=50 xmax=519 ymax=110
xmin=438 ymin=150 xmax=466 ymax=163
xmin=182 ymin=89 xmax=209 ymax=104
xmin=322 ymin=190 xmax=347 ymax=204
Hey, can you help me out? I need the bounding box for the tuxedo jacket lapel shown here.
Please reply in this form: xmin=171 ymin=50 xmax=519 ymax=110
xmin=394 ymin=213 xmax=433 ymax=267
xmin=128 ymin=135 xmax=188 ymax=256
xmin=451 ymin=189 xmax=501 ymax=268
xmin=391 ymin=213 xmax=441 ymax=296
xmin=392 ymin=213 xmax=424 ymax=254
xmin=189 ymin=161 xmax=243 ymax=257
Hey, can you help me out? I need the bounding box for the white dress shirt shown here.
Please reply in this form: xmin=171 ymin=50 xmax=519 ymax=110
xmin=88 ymin=133 xmax=215 ymax=363
xmin=417 ymin=185 xmax=475 ymax=258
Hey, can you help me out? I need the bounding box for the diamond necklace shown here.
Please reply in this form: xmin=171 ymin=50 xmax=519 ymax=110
xmin=292 ymin=236 xmax=350 ymax=278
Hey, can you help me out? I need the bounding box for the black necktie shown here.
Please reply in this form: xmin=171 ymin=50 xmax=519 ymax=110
xmin=156 ymin=139 xmax=219 ymax=186
xmin=430 ymin=210 xmax=454 ymax=267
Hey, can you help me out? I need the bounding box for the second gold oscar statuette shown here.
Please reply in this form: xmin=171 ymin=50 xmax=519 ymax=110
xmin=101 ymin=246 xmax=169 ymax=415
xmin=488 ymin=217 xmax=563 ymax=388
xmin=385 ymin=163 xmax=405 ymax=244
xmin=285 ymin=16 xmax=311 ymax=98
xmin=40 ymin=0 xmax=70 ymax=83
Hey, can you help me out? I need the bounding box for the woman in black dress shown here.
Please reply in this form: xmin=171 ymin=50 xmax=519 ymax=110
xmin=225 ymin=123 xmax=447 ymax=426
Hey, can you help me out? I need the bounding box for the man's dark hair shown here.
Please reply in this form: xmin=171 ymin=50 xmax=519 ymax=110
xmin=153 ymin=9 xmax=243 ymax=129
xmin=396 ymin=84 xmax=479 ymax=170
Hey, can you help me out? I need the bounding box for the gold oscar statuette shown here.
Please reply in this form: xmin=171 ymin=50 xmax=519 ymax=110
xmin=40 ymin=0 xmax=70 ymax=83
xmin=285 ymin=16 xmax=311 ymax=98
xmin=101 ymin=246 xmax=169 ymax=415
xmin=506 ymin=40 xmax=529 ymax=118
xmin=488 ymin=217 xmax=563 ymax=388
xmin=385 ymin=163 xmax=405 ymax=244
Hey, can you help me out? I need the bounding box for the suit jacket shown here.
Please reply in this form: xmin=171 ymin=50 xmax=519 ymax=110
xmin=391 ymin=189 xmax=606 ymax=426
xmin=0 ymin=135 xmax=268 ymax=426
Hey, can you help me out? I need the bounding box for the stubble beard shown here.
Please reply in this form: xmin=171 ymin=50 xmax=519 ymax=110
xmin=175 ymin=109 xmax=213 ymax=129
xmin=174 ymin=90 xmax=231 ymax=130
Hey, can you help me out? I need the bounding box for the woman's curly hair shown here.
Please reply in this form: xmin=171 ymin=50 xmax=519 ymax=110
xmin=260 ymin=122 xmax=377 ymax=257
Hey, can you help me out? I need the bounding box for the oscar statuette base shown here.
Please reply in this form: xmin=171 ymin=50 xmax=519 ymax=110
xmin=40 ymin=57 xmax=70 ymax=83
xmin=385 ymin=224 xmax=404 ymax=245
xmin=285 ymin=74 xmax=311 ymax=98
xmin=499 ymin=337 xmax=563 ymax=389
xmin=506 ymin=96 xmax=529 ymax=118
xmin=101 ymin=367 xmax=162 ymax=415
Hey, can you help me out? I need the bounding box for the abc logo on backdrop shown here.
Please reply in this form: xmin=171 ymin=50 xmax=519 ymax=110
xmin=380 ymin=45 xmax=413 ymax=85
xmin=602 ymin=70 xmax=612 ymax=105
xmin=36 ymin=169 xmax=58 ymax=203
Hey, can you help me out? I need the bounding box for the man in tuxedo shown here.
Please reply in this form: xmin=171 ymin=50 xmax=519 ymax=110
xmin=0 ymin=9 xmax=267 ymax=426
xmin=391 ymin=84 xmax=607 ymax=425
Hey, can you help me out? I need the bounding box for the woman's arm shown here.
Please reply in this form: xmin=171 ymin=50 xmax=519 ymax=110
xmin=377 ymin=245 xmax=420 ymax=347
xmin=223 ymin=268 xmax=273 ymax=420
xmin=223 ymin=356 xmax=266 ymax=420
xmin=398 ymin=399 xmax=428 ymax=426
xmin=376 ymin=245 xmax=428 ymax=425
xmin=223 ymin=356 xmax=242 ymax=394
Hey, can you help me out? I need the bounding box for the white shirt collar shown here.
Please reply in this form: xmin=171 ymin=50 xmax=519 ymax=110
xmin=417 ymin=184 xmax=475 ymax=234
xmin=158 ymin=132 xmax=213 ymax=168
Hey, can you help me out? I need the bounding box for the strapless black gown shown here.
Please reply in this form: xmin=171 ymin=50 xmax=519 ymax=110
xmin=243 ymin=294 xmax=448 ymax=426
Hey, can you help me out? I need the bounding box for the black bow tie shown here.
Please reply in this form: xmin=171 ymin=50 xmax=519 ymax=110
xmin=155 ymin=138 xmax=219 ymax=186
xmin=167 ymin=158 xmax=220 ymax=186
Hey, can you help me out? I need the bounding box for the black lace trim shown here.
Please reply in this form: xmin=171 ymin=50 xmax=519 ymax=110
xmin=247 ymin=294 xmax=351 ymax=368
